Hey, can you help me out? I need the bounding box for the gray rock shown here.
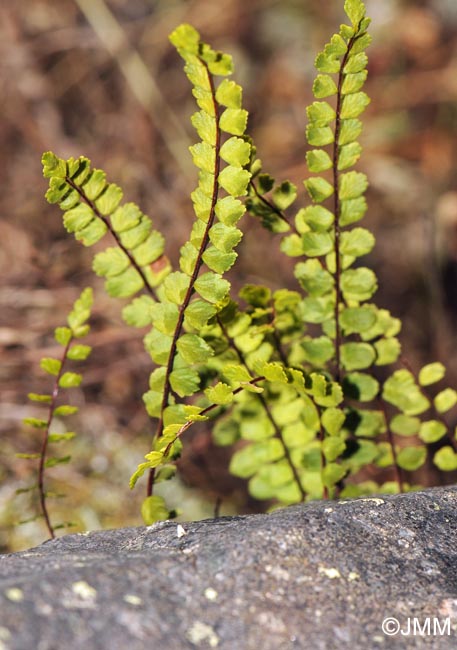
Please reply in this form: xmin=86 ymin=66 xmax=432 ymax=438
xmin=1 ymin=487 xmax=457 ymax=649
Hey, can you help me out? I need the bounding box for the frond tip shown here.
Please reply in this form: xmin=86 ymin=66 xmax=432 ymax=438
xmin=42 ymin=152 xmax=170 ymax=300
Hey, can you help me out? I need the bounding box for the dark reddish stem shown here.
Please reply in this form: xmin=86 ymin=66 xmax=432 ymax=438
xmin=318 ymin=421 xmax=329 ymax=499
xmin=248 ymin=180 xmax=300 ymax=236
xmin=65 ymin=177 xmax=159 ymax=302
xmin=377 ymin=401 xmax=403 ymax=493
xmin=271 ymin=329 xmax=289 ymax=366
xmin=386 ymin=425 xmax=404 ymax=494
xmin=332 ymin=34 xmax=358 ymax=382
xmin=148 ymin=61 xmax=223 ymax=497
xmin=162 ymin=376 xmax=266 ymax=457
xmin=38 ymin=335 xmax=74 ymax=539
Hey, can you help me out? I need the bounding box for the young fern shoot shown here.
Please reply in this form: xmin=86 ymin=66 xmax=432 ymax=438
xmin=21 ymin=288 xmax=93 ymax=539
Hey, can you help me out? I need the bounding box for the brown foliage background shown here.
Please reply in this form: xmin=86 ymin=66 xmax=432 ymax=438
xmin=2 ymin=0 xmax=457 ymax=552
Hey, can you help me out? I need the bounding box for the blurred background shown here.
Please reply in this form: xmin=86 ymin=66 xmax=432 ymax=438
xmin=2 ymin=0 xmax=457 ymax=552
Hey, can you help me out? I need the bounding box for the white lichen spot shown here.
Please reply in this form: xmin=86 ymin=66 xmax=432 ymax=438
xmin=72 ymin=581 xmax=97 ymax=601
xmin=186 ymin=621 xmax=219 ymax=648
xmin=204 ymin=588 xmax=218 ymax=601
xmin=338 ymin=498 xmax=385 ymax=507
xmin=123 ymin=594 xmax=142 ymax=606
xmin=0 ymin=627 xmax=11 ymax=641
xmin=439 ymin=598 xmax=457 ymax=618
xmin=348 ymin=571 xmax=360 ymax=582
xmin=265 ymin=565 xmax=290 ymax=581
xmin=146 ymin=520 xmax=169 ymax=532
xmin=324 ymin=507 xmax=333 ymax=513
xmin=257 ymin=612 xmax=287 ymax=634
xmin=318 ymin=566 xmax=341 ymax=579
xmin=36 ymin=602 xmax=53 ymax=616
xmin=5 ymin=588 xmax=23 ymax=602
xmin=397 ymin=539 xmax=410 ymax=549
xmin=177 ymin=524 xmax=187 ymax=538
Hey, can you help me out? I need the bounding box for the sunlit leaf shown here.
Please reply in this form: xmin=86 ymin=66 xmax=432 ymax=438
xmin=272 ymin=181 xmax=297 ymax=210
xmin=40 ymin=358 xmax=62 ymax=376
xmin=419 ymin=420 xmax=447 ymax=444
xmin=390 ymin=414 xmax=420 ymax=437
xmin=341 ymin=267 xmax=377 ymax=301
xmin=59 ymin=372 xmax=82 ymax=388
xmin=418 ymin=362 xmax=445 ymax=387
xmin=396 ymin=447 xmax=426 ymax=472
xmin=177 ymin=333 xmax=214 ymax=364
xmin=306 ymin=125 xmax=335 ymax=147
xmin=67 ymin=345 xmax=91 ymax=361
xmin=344 ymin=0 xmax=366 ymax=25
xmin=382 ymin=370 xmax=430 ymax=416
xmin=306 ymin=150 xmax=333 ymax=173
xmin=312 ymin=74 xmax=338 ymax=98
xmin=434 ymin=389 xmax=457 ymax=414
xmin=141 ymin=495 xmax=170 ymax=524
xmin=220 ymin=137 xmax=251 ymax=167
xmin=304 ymin=177 xmax=334 ymax=203
xmin=296 ymin=206 xmax=334 ymax=232
xmin=219 ymin=108 xmax=248 ymax=136
xmin=194 ymin=272 xmax=230 ymax=303
xmin=170 ymin=367 xmax=201 ymax=397
xmin=434 ymin=447 xmax=457 ymax=472
xmin=340 ymin=342 xmax=375 ymax=371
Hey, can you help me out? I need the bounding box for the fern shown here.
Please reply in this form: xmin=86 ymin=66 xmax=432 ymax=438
xmin=34 ymin=0 xmax=457 ymax=530
xmin=132 ymin=25 xmax=343 ymax=515
xmin=132 ymin=24 xmax=257 ymax=522
xmin=244 ymin=0 xmax=457 ymax=497
xmin=20 ymin=288 xmax=93 ymax=538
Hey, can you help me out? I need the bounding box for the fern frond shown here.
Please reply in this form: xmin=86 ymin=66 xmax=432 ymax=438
xmin=128 ymin=24 xmax=253 ymax=520
xmin=42 ymin=152 xmax=170 ymax=308
xmin=21 ymin=288 xmax=93 ymax=539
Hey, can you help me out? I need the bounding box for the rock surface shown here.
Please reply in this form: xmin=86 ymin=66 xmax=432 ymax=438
xmin=1 ymin=487 xmax=457 ymax=649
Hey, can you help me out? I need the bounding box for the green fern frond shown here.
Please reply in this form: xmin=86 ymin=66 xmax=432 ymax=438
xmin=129 ymin=24 xmax=254 ymax=520
xmin=42 ymin=152 xmax=170 ymax=305
xmin=21 ymin=288 xmax=93 ymax=539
